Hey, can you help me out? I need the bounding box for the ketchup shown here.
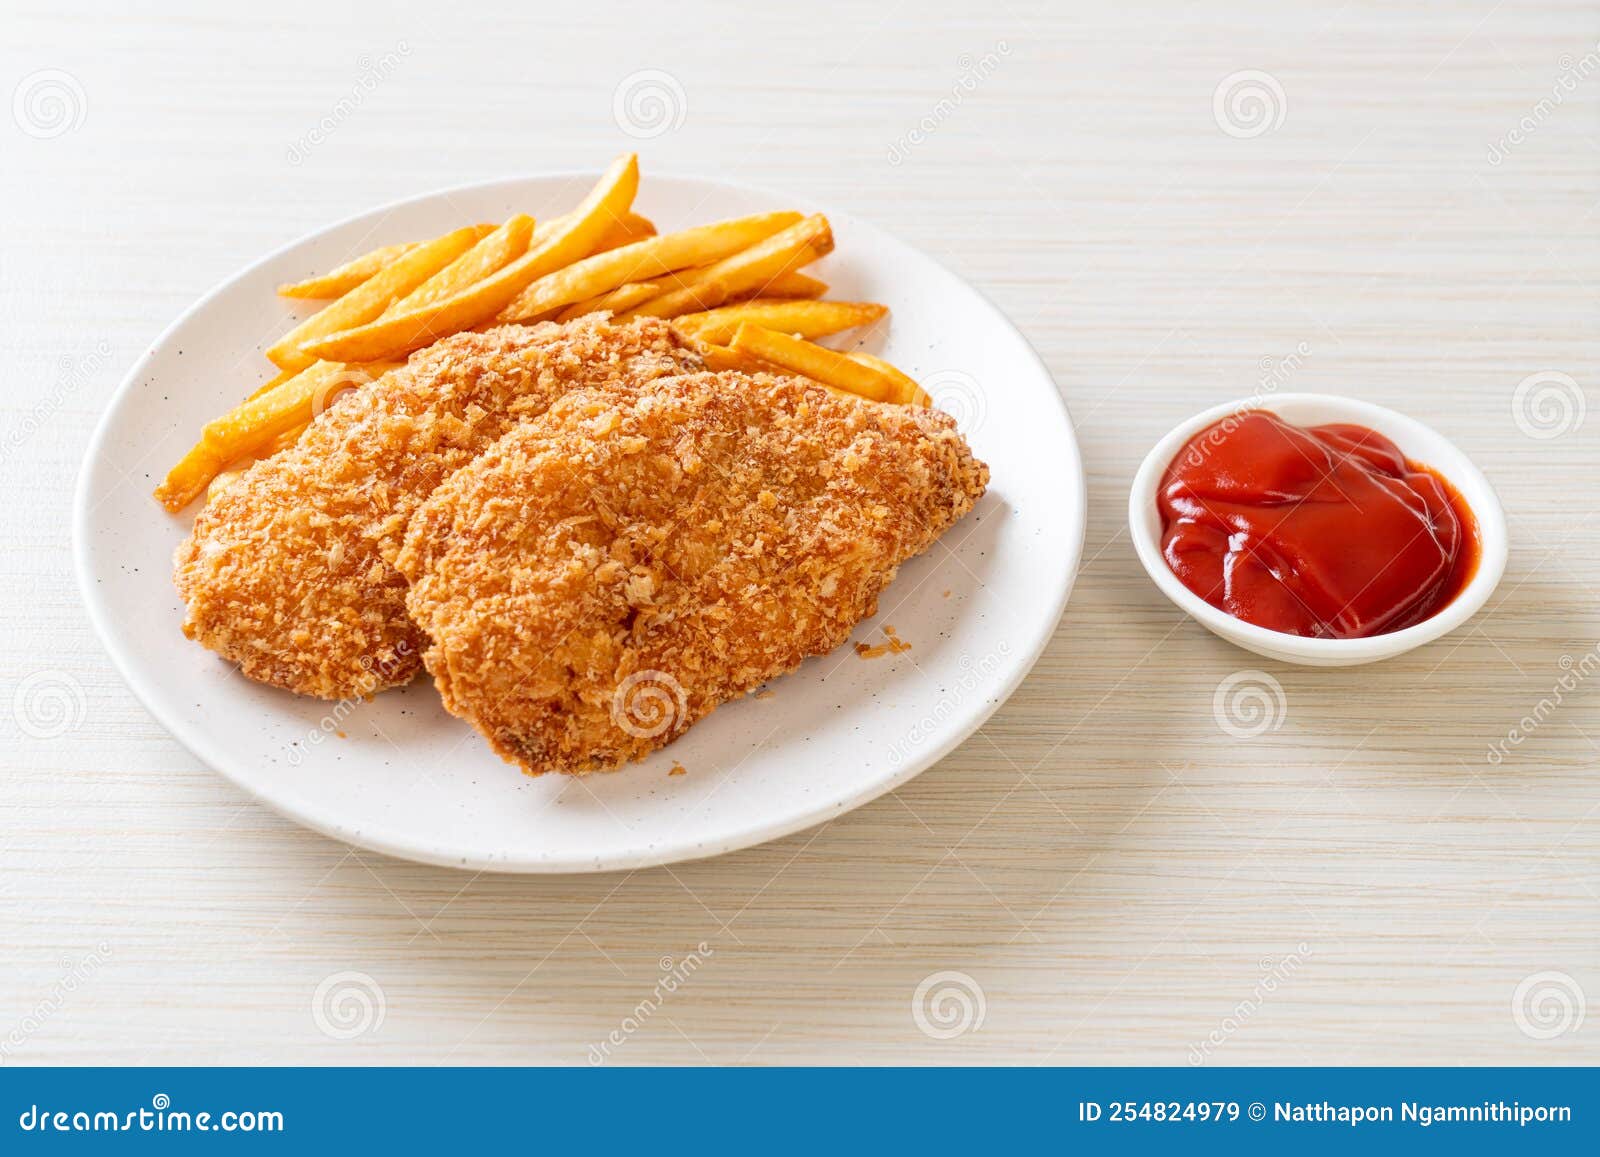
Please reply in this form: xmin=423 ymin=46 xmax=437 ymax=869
xmin=1158 ymin=410 xmax=1478 ymax=638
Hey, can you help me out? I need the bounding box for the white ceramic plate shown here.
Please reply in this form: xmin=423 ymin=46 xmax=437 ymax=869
xmin=73 ymin=172 xmax=1084 ymax=872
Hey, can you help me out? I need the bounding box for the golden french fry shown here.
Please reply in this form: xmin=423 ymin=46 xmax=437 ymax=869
xmin=276 ymin=241 xmax=423 ymax=299
xmin=266 ymin=225 xmax=491 ymax=371
xmin=300 ymin=154 xmax=640 ymax=363
xmin=525 ymin=207 xmax=649 ymax=250
xmin=555 ymin=281 xmax=663 ymax=323
xmin=740 ymin=270 xmax=827 ymax=300
xmin=677 ymin=333 xmax=775 ymax=375
xmin=389 ymin=214 xmax=534 ymax=313
xmin=674 ymin=300 xmax=886 ymax=345
xmin=202 ymin=362 xmax=380 ymax=448
xmin=619 ymin=215 xmax=834 ymax=320
xmin=693 ymin=342 xmax=758 ymax=373
xmin=155 ymin=361 xmax=396 ymax=511
xmin=204 ymin=416 xmax=311 ymax=502
xmin=685 ymin=337 xmax=855 ymax=399
xmin=594 ymin=212 xmax=656 ymax=252
xmin=156 ymin=444 xmax=231 ymax=512
xmin=714 ymin=260 xmax=827 ymax=306
xmin=848 ymin=352 xmax=930 ymax=406
xmin=246 ymin=366 xmax=298 ymax=402
xmin=728 ymin=323 xmax=895 ymax=403
xmin=492 ymin=214 xmax=653 ymax=323
xmin=495 ymin=211 xmax=803 ymax=323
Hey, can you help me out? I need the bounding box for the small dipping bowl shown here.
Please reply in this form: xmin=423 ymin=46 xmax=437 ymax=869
xmin=1128 ymin=393 xmax=1508 ymax=667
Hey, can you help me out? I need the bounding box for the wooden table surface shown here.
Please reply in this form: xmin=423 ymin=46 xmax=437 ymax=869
xmin=3 ymin=0 xmax=1596 ymax=1065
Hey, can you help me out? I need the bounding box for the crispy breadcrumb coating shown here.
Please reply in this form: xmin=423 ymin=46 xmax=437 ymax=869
xmin=397 ymin=372 xmax=989 ymax=775
xmin=173 ymin=317 xmax=702 ymax=699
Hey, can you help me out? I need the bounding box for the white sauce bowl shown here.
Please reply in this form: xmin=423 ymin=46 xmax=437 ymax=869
xmin=1128 ymin=393 xmax=1508 ymax=667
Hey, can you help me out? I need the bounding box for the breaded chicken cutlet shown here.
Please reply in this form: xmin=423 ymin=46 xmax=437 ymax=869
xmin=396 ymin=372 xmax=990 ymax=775
xmin=173 ymin=316 xmax=702 ymax=699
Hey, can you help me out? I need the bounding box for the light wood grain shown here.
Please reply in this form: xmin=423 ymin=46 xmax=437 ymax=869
xmin=2 ymin=0 xmax=1596 ymax=1065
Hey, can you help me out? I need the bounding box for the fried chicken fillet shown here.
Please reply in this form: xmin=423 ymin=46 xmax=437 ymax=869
xmin=397 ymin=372 xmax=990 ymax=775
xmin=173 ymin=317 xmax=702 ymax=699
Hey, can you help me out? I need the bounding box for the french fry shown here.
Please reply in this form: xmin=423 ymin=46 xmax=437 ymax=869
xmin=619 ymin=215 xmax=834 ymax=320
xmin=495 ymin=211 xmax=803 ymax=323
xmin=678 ymin=333 xmax=777 ymax=375
xmin=728 ymin=323 xmax=895 ymax=403
xmin=555 ymin=281 xmax=663 ymax=323
xmin=674 ymin=300 xmax=886 ymax=345
xmin=526 ymin=207 xmax=651 ymax=250
xmin=741 ymin=270 xmax=827 ymax=300
xmin=266 ymin=225 xmax=491 ymax=372
xmin=201 ymin=417 xmax=313 ymax=502
xmin=277 ymin=241 xmax=422 ymax=299
xmin=848 ymin=352 xmax=930 ymax=406
xmin=165 ymin=156 xmax=930 ymax=519
xmin=386 ymin=213 xmax=534 ymax=316
xmin=480 ymin=211 xmax=649 ymax=321
xmin=156 ymin=444 xmax=232 ymax=512
xmin=693 ymin=343 xmax=760 ymax=373
xmin=246 ymin=366 xmax=298 ymax=402
xmin=300 ymin=155 xmax=640 ymax=363
xmin=594 ymin=212 xmax=656 ymax=252
xmin=154 ymin=361 xmax=396 ymax=511
xmin=685 ymin=338 xmax=855 ymax=400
